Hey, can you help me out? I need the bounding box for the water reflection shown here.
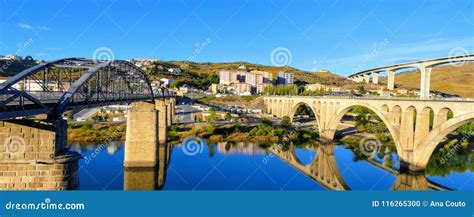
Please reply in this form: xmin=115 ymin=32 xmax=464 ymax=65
xmin=124 ymin=144 xmax=171 ymax=190
xmin=75 ymin=139 xmax=472 ymax=190
xmin=121 ymin=142 xmax=452 ymax=191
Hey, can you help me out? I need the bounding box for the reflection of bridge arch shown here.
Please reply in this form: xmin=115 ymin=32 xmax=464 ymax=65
xmin=270 ymin=144 xmax=350 ymax=190
xmin=265 ymin=96 xmax=474 ymax=171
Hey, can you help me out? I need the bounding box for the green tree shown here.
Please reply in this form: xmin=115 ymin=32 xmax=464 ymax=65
xmin=281 ymin=116 xmax=291 ymax=128
xmin=225 ymin=113 xmax=232 ymax=121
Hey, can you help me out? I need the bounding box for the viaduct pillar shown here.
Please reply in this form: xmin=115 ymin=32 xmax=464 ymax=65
xmin=387 ymin=70 xmax=395 ymax=90
xmin=372 ymin=72 xmax=379 ymax=84
xmin=0 ymin=119 xmax=80 ymax=190
xmin=419 ymin=66 xmax=432 ymax=99
xmin=363 ymin=74 xmax=370 ymax=83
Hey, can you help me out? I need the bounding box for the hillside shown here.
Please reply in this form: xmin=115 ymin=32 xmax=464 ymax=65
xmin=393 ymin=63 xmax=474 ymax=98
xmin=0 ymin=58 xmax=38 ymax=76
xmin=166 ymin=61 xmax=349 ymax=86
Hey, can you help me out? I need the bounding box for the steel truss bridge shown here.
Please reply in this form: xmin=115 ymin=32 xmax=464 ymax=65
xmin=0 ymin=58 xmax=173 ymax=119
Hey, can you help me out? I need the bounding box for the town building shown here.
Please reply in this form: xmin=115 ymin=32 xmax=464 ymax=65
xmin=277 ymin=72 xmax=294 ymax=85
xmin=218 ymin=69 xmax=271 ymax=95
xmin=159 ymin=78 xmax=174 ymax=87
xmin=305 ymin=83 xmax=326 ymax=91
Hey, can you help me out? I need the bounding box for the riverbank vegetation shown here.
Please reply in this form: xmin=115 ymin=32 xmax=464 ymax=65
xmin=67 ymin=122 xmax=126 ymax=143
xmin=169 ymin=116 xmax=318 ymax=145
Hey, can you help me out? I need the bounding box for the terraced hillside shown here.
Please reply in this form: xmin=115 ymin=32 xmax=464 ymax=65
xmin=394 ymin=63 xmax=474 ymax=98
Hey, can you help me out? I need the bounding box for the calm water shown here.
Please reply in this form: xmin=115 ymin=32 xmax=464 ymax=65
xmin=71 ymin=140 xmax=474 ymax=191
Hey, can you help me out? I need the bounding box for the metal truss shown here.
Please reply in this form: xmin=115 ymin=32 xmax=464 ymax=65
xmin=0 ymin=58 xmax=172 ymax=119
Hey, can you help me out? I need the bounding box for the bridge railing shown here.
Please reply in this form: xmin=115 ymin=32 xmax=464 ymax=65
xmin=265 ymin=95 xmax=474 ymax=102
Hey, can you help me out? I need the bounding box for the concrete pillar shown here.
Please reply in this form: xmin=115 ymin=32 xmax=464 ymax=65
xmin=414 ymin=110 xmax=430 ymax=147
xmin=0 ymin=119 xmax=79 ymax=190
xmin=124 ymin=101 xmax=158 ymax=167
xmin=363 ymin=74 xmax=370 ymax=83
xmin=354 ymin=75 xmax=363 ymax=83
xmin=272 ymin=101 xmax=277 ymax=117
xmin=170 ymin=98 xmax=176 ymax=123
xmin=155 ymin=100 xmax=168 ymax=144
xmin=398 ymin=108 xmax=416 ymax=169
xmin=372 ymin=72 xmax=379 ymax=84
xmin=387 ymin=70 xmax=395 ymax=90
xmin=164 ymin=98 xmax=172 ymax=127
xmin=419 ymin=66 xmax=432 ymax=99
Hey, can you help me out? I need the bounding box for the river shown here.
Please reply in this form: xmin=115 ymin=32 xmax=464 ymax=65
xmin=70 ymin=139 xmax=473 ymax=190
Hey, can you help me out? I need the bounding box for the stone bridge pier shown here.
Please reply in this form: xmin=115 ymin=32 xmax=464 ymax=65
xmin=0 ymin=119 xmax=80 ymax=190
xmin=124 ymin=98 xmax=175 ymax=167
xmin=265 ymin=96 xmax=474 ymax=172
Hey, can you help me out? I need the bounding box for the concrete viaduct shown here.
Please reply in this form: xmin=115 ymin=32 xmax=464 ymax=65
xmin=0 ymin=58 xmax=176 ymax=190
xmin=264 ymin=96 xmax=474 ymax=172
xmin=347 ymin=54 xmax=474 ymax=99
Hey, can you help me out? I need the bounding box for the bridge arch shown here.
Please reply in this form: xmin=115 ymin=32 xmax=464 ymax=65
xmin=52 ymin=60 xmax=154 ymax=117
xmin=416 ymin=112 xmax=474 ymax=168
xmin=288 ymin=101 xmax=320 ymax=122
xmin=325 ymin=102 xmax=401 ymax=153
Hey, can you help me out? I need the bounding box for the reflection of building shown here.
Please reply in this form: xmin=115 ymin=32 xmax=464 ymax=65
xmin=107 ymin=141 xmax=123 ymax=155
xmin=216 ymin=142 xmax=263 ymax=155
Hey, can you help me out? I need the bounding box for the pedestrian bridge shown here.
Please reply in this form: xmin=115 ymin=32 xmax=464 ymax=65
xmin=264 ymin=96 xmax=474 ymax=171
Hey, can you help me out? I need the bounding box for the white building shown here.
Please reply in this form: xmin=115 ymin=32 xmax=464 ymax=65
xmin=160 ymin=78 xmax=174 ymax=87
xmin=277 ymin=72 xmax=294 ymax=85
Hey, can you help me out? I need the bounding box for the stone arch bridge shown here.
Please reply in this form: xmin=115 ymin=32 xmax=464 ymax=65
xmin=265 ymin=96 xmax=474 ymax=171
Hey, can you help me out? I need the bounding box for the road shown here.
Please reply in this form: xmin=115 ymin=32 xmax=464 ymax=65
xmin=175 ymin=101 xmax=199 ymax=124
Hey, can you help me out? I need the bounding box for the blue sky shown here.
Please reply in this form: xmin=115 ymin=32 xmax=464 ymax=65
xmin=0 ymin=0 xmax=473 ymax=75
